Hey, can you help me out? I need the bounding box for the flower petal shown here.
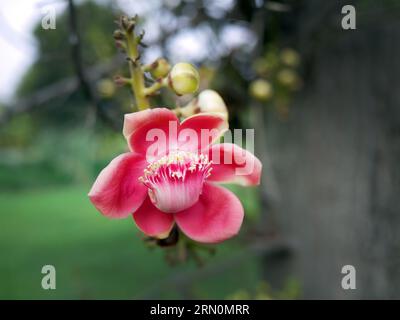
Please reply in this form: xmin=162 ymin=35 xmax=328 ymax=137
xmin=174 ymin=183 xmax=244 ymax=243
xmin=207 ymin=143 xmax=262 ymax=186
xmin=123 ymin=108 xmax=179 ymax=157
xmin=133 ymin=196 xmax=175 ymax=238
xmin=178 ymin=113 xmax=228 ymax=152
xmin=88 ymin=153 xmax=147 ymax=218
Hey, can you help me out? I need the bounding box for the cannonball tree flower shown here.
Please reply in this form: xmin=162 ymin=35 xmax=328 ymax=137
xmin=88 ymin=108 xmax=262 ymax=243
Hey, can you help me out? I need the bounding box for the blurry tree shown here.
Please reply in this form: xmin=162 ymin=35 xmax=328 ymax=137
xmin=16 ymin=0 xmax=117 ymax=128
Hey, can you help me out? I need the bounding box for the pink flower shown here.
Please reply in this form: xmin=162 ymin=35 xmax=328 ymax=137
xmin=88 ymin=108 xmax=262 ymax=243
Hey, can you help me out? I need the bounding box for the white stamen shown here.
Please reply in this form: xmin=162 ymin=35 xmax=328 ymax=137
xmin=139 ymin=150 xmax=212 ymax=213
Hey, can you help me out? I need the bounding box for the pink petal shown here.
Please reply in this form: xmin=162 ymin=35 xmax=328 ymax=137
xmin=178 ymin=113 xmax=228 ymax=152
xmin=207 ymin=143 xmax=262 ymax=186
xmin=174 ymin=183 xmax=244 ymax=243
xmin=123 ymin=108 xmax=179 ymax=157
xmin=133 ymin=196 xmax=175 ymax=238
xmin=88 ymin=153 xmax=148 ymax=218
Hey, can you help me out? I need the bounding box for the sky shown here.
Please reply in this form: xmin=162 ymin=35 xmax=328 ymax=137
xmin=0 ymin=1 xmax=63 ymax=102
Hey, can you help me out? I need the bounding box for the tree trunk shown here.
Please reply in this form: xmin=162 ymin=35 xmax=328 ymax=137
xmin=261 ymin=15 xmax=400 ymax=298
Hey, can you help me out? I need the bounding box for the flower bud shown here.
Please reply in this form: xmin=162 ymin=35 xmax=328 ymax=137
xmin=197 ymin=90 xmax=228 ymax=120
xmin=115 ymin=40 xmax=126 ymax=50
xmin=181 ymin=90 xmax=229 ymax=120
xmin=280 ymin=48 xmax=300 ymax=67
xmin=277 ymin=69 xmax=299 ymax=88
xmin=120 ymin=16 xmax=135 ymax=32
xmin=113 ymin=30 xmax=125 ymax=40
xmin=150 ymin=58 xmax=171 ymax=79
xmin=97 ymin=79 xmax=116 ymax=98
xmin=249 ymin=79 xmax=273 ymax=101
xmin=168 ymin=62 xmax=199 ymax=95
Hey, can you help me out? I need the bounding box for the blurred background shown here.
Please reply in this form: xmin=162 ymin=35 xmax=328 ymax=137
xmin=0 ymin=0 xmax=399 ymax=299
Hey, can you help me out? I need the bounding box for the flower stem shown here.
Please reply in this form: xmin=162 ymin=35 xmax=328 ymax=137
xmin=143 ymin=78 xmax=168 ymax=96
xmin=125 ymin=28 xmax=149 ymax=110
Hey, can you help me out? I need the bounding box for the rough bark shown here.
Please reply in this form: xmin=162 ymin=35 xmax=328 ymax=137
xmin=261 ymin=16 xmax=400 ymax=298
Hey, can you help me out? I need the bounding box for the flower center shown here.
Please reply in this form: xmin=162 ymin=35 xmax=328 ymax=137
xmin=139 ymin=151 xmax=212 ymax=213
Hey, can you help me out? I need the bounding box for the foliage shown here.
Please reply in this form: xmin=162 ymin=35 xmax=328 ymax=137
xmin=16 ymin=1 xmax=116 ymax=128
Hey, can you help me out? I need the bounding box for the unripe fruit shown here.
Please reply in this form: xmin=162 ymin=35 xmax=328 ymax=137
xmin=249 ymin=79 xmax=273 ymax=101
xmin=168 ymin=62 xmax=199 ymax=95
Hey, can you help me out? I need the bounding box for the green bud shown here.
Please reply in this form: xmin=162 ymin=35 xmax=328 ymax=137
xmin=280 ymin=48 xmax=300 ymax=67
xmin=168 ymin=62 xmax=199 ymax=95
xmin=277 ymin=69 xmax=299 ymax=88
xmin=150 ymin=58 xmax=171 ymax=79
xmin=97 ymin=79 xmax=116 ymax=98
xmin=249 ymin=79 xmax=273 ymax=101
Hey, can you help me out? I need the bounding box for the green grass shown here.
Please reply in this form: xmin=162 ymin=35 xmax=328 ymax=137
xmin=0 ymin=185 xmax=262 ymax=299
